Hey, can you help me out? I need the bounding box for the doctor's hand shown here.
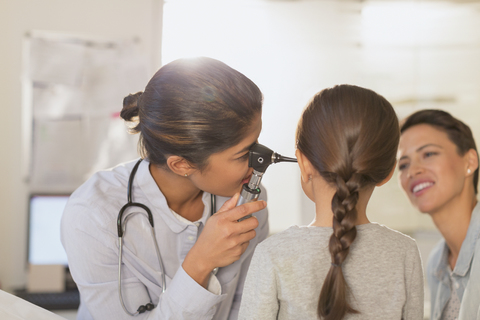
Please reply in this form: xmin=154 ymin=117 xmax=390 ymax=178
xmin=182 ymin=193 xmax=266 ymax=288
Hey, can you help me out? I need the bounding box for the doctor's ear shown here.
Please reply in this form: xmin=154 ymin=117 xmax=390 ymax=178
xmin=166 ymin=156 xmax=196 ymax=177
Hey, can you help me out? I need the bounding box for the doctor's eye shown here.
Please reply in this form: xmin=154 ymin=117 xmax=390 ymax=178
xmin=236 ymin=152 xmax=250 ymax=161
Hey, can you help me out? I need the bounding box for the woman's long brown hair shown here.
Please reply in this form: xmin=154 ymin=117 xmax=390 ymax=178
xmin=120 ymin=57 xmax=263 ymax=170
xmin=296 ymin=85 xmax=399 ymax=320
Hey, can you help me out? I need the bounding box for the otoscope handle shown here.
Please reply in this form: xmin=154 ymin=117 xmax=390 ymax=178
xmin=237 ymin=184 xmax=261 ymax=222
xmin=236 ymin=143 xmax=297 ymax=222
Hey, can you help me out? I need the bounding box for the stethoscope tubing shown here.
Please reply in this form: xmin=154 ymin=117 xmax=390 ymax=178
xmin=117 ymin=159 xmax=165 ymax=316
xmin=116 ymin=159 xmax=215 ymax=316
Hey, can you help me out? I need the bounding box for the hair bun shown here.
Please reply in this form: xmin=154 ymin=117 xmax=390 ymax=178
xmin=120 ymin=91 xmax=143 ymax=121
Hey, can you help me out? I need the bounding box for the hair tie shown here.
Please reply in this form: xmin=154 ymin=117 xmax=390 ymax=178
xmin=331 ymin=263 xmax=340 ymax=267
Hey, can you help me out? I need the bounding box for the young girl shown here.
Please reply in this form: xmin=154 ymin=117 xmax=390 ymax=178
xmin=397 ymin=110 xmax=479 ymax=320
xmin=238 ymin=85 xmax=424 ymax=319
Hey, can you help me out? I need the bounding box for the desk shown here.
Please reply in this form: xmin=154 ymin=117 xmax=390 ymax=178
xmin=0 ymin=290 xmax=66 ymax=320
xmin=52 ymin=310 xmax=77 ymax=320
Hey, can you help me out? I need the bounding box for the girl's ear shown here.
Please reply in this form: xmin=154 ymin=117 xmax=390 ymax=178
xmin=166 ymin=155 xmax=195 ymax=177
xmin=296 ymin=149 xmax=314 ymax=182
xmin=376 ymin=161 xmax=396 ymax=187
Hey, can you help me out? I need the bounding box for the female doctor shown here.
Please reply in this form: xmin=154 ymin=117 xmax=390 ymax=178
xmin=61 ymin=57 xmax=269 ymax=320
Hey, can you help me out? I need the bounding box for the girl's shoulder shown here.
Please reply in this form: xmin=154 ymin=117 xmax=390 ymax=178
xmin=264 ymin=224 xmax=332 ymax=241
xmin=356 ymin=223 xmax=419 ymax=252
xmin=255 ymin=225 xmax=332 ymax=256
xmin=364 ymin=222 xmax=415 ymax=239
xmin=255 ymin=223 xmax=419 ymax=259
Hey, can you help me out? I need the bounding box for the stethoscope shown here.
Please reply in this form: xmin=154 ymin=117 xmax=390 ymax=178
xmin=116 ymin=159 xmax=216 ymax=316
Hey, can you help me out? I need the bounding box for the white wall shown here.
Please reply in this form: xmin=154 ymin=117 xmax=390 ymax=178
xmin=162 ymin=0 xmax=480 ymax=235
xmin=0 ymin=0 xmax=162 ymax=292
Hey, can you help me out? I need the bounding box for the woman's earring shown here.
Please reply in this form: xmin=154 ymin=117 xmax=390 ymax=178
xmin=302 ymin=175 xmax=313 ymax=182
xmin=467 ymin=168 xmax=472 ymax=174
xmin=184 ymin=173 xmax=188 ymax=177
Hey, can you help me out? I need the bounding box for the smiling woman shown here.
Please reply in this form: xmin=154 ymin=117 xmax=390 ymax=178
xmin=397 ymin=109 xmax=480 ymax=320
xmin=398 ymin=124 xmax=475 ymax=214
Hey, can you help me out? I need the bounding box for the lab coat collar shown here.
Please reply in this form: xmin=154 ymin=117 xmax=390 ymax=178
xmin=135 ymin=158 xmax=213 ymax=234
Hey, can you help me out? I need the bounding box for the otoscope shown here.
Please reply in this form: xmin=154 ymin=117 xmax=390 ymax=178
xmin=237 ymin=143 xmax=297 ymax=221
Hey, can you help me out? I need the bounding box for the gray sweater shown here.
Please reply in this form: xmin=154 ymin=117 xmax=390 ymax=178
xmin=238 ymin=223 xmax=424 ymax=320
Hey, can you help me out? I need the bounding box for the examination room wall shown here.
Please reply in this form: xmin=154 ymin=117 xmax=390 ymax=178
xmin=0 ymin=0 xmax=163 ymax=293
xmin=2 ymin=1 xmax=480 ymax=319
xmin=161 ymin=0 xmax=480 ymax=237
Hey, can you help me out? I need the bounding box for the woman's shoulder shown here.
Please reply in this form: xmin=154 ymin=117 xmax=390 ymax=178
xmin=63 ymin=159 xmax=142 ymax=224
xmin=82 ymin=159 xmax=138 ymax=188
xmin=71 ymin=159 xmax=140 ymax=202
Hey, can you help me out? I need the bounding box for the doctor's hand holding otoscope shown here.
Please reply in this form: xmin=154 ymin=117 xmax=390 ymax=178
xmin=182 ymin=143 xmax=297 ymax=287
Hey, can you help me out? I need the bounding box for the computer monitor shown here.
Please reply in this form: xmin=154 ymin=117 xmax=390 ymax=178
xmin=18 ymin=194 xmax=80 ymax=307
xmin=28 ymin=194 xmax=70 ymax=265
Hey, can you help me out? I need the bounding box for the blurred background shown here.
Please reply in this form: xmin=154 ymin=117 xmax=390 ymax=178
xmin=1 ymin=0 xmax=480 ymax=318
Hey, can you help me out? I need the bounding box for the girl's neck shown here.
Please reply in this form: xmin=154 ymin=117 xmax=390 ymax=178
xmin=149 ymin=163 xmax=205 ymax=221
xmin=309 ymin=180 xmax=372 ymax=227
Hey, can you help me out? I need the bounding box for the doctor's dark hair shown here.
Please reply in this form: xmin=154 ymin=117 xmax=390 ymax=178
xmin=296 ymin=85 xmax=399 ymax=320
xmin=120 ymin=57 xmax=263 ymax=170
xmin=400 ymin=109 xmax=478 ymax=194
